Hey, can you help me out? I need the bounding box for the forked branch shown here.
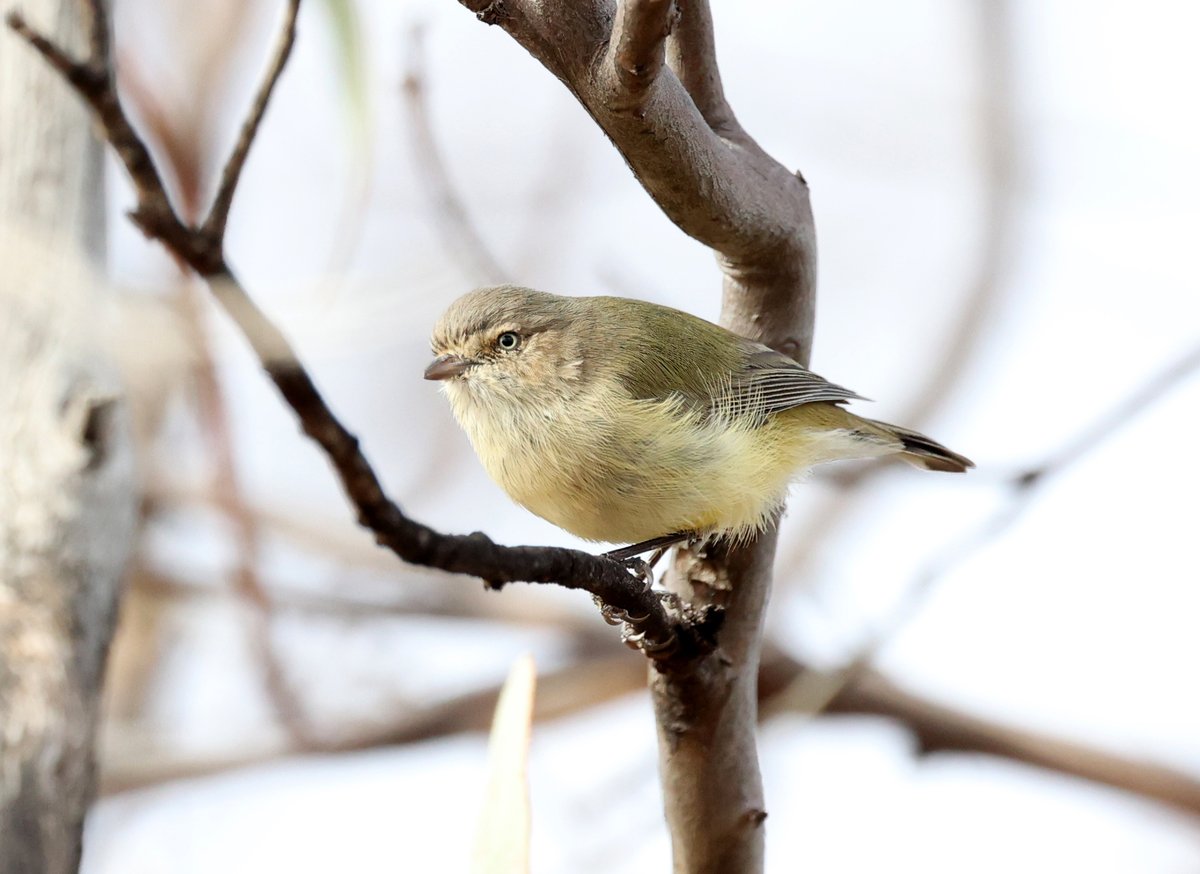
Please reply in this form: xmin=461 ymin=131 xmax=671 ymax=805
xmin=454 ymin=2 xmax=817 ymax=870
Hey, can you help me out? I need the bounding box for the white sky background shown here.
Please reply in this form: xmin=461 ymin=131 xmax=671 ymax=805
xmin=80 ymin=0 xmax=1200 ymax=871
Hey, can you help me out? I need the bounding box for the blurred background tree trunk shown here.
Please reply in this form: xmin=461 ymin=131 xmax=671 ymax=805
xmin=0 ymin=1 xmax=137 ymax=871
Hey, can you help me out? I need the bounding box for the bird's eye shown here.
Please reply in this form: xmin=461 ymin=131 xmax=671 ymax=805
xmin=497 ymin=331 xmax=520 ymax=351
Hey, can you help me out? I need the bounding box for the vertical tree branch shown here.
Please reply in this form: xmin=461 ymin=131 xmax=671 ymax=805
xmin=455 ymin=1 xmax=816 ymax=869
xmin=664 ymin=0 xmax=736 ymax=135
xmin=608 ymin=0 xmax=675 ymax=104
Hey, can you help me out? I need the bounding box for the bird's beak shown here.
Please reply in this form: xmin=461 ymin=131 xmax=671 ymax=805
xmin=424 ymin=354 xmax=476 ymax=381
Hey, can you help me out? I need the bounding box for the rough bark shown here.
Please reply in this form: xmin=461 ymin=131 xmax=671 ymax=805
xmin=0 ymin=1 xmax=136 ymax=871
xmin=454 ymin=2 xmax=816 ymax=870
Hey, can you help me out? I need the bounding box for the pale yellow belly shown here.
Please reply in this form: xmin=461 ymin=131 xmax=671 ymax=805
xmin=452 ymin=386 xmax=883 ymax=544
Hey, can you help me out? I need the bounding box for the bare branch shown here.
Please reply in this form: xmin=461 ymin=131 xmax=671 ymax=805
xmin=201 ymin=0 xmax=300 ymax=242
xmin=664 ymin=0 xmax=736 ymax=134
xmin=82 ymin=0 xmax=106 ymax=61
xmin=608 ymin=0 xmax=677 ymax=108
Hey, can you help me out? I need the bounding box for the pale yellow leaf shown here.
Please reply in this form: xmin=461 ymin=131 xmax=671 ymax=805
xmin=470 ymin=654 xmax=536 ymax=874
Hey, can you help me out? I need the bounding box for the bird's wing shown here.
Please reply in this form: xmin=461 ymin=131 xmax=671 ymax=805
xmin=713 ymin=344 xmax=867 ymax=421
xmin=610 ymin=298 xmax=865 ymax=419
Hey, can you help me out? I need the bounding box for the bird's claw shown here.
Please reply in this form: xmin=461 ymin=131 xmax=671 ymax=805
xmin=620 ymin=556 xmax=654 ymax=587
xmin=622 ymin=624 xmax=679 ymax=658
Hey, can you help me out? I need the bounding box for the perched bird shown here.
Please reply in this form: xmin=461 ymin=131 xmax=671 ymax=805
xmin=425 ymin=285 xmax=972 ymax=554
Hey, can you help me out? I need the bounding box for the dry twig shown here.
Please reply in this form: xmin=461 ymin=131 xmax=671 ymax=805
xmin=6 ymin=0 xmax=718 ymax=665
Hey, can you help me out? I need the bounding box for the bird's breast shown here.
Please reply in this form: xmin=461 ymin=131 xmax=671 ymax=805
xmin=447 ymin=384 xmax=669 ymax=541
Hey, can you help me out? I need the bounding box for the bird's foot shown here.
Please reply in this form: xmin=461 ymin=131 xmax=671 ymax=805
xmin=593 ymin=560 xmax=653 ymax=626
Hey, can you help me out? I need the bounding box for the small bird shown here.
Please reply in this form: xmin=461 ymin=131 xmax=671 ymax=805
xmin=426 ymin=285 xmax=972 ymax=555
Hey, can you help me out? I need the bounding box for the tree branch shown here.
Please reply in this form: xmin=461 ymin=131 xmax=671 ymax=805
xmin=463 ymin=1 xmax=812 ymax=282
xmin=7 ymin=0 xmax=718 ymax=664
xmin=200 ymin=0 xmax=299 ymax=242
xmin=664 ymin=0 xmax=736 ymax=134
xmin=608 ymin=0 xmax=677 ymax=107
xmin=454 ymin=1 xmax=817 ymax=869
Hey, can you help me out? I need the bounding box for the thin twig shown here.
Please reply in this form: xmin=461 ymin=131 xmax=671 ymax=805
xmin=201 ymin=0 xmax=300 ymax=242
xmin=7 ymin=1 xmax=716 ymax=665
xmin=83 ymin=0 xmax=107 ymax=66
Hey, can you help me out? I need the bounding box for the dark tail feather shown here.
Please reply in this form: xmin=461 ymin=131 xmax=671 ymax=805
xmin=867 ymin=419 xmax=974 ymax=473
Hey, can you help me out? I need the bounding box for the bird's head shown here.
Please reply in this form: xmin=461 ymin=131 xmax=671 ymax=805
xmin=426 ymin=285 xmax=589 ymax=411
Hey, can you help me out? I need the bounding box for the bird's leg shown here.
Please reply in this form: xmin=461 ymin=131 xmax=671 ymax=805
xmin=595 ymin=533 xmax=695 ymax=626
xmin=603 ymin=531 xmax=690 ymax=563
xmin=594 ymin=534 xmax=687 ymax=626
xmin=644 ymin=544 xmax=670 ymax=571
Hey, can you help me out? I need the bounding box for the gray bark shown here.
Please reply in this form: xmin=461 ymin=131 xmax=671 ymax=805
xmin=1 ymin=2 xmax=136 ymax=871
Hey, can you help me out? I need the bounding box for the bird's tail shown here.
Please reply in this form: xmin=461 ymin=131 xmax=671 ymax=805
xmin=860 ymin=417 xmax=974 ymax=473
